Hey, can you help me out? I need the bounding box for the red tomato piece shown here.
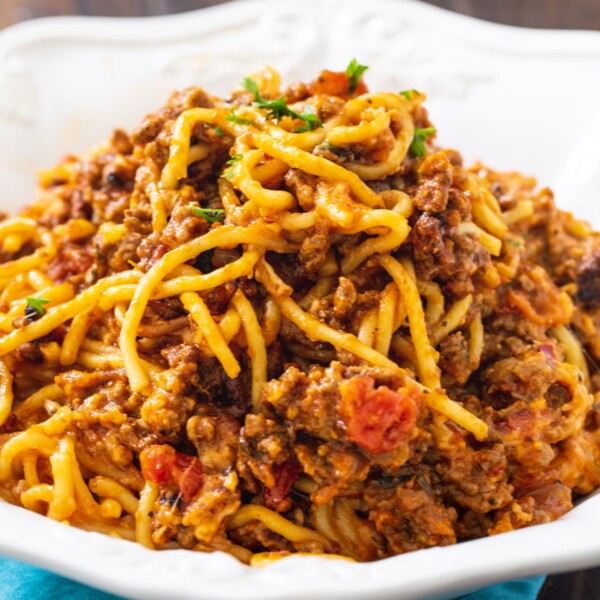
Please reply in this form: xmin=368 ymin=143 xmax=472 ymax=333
xmin=339 ymin=376 xmax=419 ymax=454
xmin=539 ymin=343 xmax=556 ymax=360
xmin=264 ymin=459 xmax=301 ymax=508
xmin=176 ymin=458 xmax=204 ymax=507
xmin=140 ymin=445 xmax=176 ymax=484
xmin=308 ymin=70 xmax=368 ymax=98
xmin=140 ymin=445 xmax=203 ymax=506
xmin=506 ymin=409 xmax=538 ymax=435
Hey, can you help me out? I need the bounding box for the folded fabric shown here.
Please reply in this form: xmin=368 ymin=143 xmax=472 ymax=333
xmin=0 ymin=558 xmax=120 ymax=600
xmin=460 ymin=576 xmax=546 ymax=600
xmin=0 ymin=557 xmax=546 ymax=600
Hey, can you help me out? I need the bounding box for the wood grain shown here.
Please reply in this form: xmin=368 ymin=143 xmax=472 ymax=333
xmin=422 ymin=0 xmax=600 ymax=30
xmin=1 ymin=1 xmax=599 ymax=599
xmin=1 ymin=0 xmax=600 ymax=29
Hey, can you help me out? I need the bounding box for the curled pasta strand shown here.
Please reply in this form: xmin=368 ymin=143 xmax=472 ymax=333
xmin=252 ymin=131 xmax=382 ymax=208
xmin=313 ymin=180 xmax=409 ymax=273
xmin=0 ymin=406 xmax=72 ymax=482
xmin=0 ymin=231 xmax=57 ymax=280
xmin=262 ymin=296 xmax=282 ymax=346
xmin=48 ymin=435 xmax=77 ymax=521
xmin=430 ymin=295 xmax=474 ymax=346
xmin=551 ymin=325 xmax=590 ymax=389
xmin=327 ymin=93 xmax=415 ymax=180
xmin=0 ymin=357 xmax=14 ymax=427
xmin=229 ymin=148 xmax=296 ymax=216
xmin=0 ymin=218 xmax=38 ymax=253
xmin=340 ymin=209 xmax=409 ymax=274
xmin=256 ymin=259 xmax=400 ymax=373
xmin=89 ymin=476 xmax=140 ymax=515
xmin=119 ymin=223 xmax=281 ymax=392
xmin=231 ymin=289 xmax=267 ymax=413
xmin=161 ymin=108 xmax=221 ymax=188
xmin=457 ymin=222 xmax=502 ymax=257
xmin=136 ymin=481 xmax=159 ymax=549
xmin=228 ymin=504 xmax=334 ymax=553
xmin=374 ymin=283 xmax=398 ymax=356
xmin=357 ymin=308 xmax=379 ymax=348
xmin=181 ymin=291 xmax=241 ymax=379
xmin=379 ymin=255 xmax=440 ymax=389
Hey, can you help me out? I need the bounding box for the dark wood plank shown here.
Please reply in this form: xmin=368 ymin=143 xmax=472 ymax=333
xmin=0 ymin=0 xmax=231 ymax=28
xmin=422 ymin=0 xmax=600 ymax=29
xmin=539 ymin=566 xmax=600 ymax=599
xmin=2 ymin=0 xmax=600 ymax=30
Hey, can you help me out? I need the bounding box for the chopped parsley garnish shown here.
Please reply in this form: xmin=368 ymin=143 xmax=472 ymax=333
xmin=226 ymin=108 xmax=254 ymax=125
xmin=25 ymin=297 xmax=50 ymax=317
xmin=188 ymin=204 xmax=226 ymax=224
xmin=226 ymin=153 xmax=243 ymax=166
xmin=409 ymin=127 xmax=437 ymax=158
xmin=222 ymin=153 xmax=243 ymax=180
xmin=400 ymin=89 xmax=420 ymax=100
xmin=318 ymin=143 xmax=342 ymax=152
xmin=293 ymin=105 xmax=321 ymax=133
xmin=242 ymin=77 xmax=260 ymax=97
xmin=346 ymin=58 xmax=368 ymax=94
xmin=214 ymin=126 xmax=224 ymax=137
xmin=253 ymin=96 xmax=292 ymax=122
xmin=241 ymin=78 xmax=322 ymax=132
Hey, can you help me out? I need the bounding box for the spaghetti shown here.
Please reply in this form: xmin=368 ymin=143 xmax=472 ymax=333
xmin=0 ymin=62 xmax=599 ymax=562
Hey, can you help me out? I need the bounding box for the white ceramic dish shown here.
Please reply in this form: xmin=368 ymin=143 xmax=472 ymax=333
xmin=0 ymin=1 xmax=599 ymax=598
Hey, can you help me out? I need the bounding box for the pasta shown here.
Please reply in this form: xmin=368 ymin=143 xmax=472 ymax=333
xmin=0 ymin=61 xmax=599 ymax=563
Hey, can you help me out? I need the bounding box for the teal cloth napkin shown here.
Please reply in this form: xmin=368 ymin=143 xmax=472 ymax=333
xmin=460 ymin=576 xmax=546 ymax=600
xmin=0 ymin=556 xmax=546 ymax=600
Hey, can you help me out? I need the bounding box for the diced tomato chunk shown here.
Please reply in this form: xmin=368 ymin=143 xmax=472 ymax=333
xmin=140 ymin=445 xmax=176 ymax=484
xmin=505 ymin=409 xmax=537 ymax=435
xmin=264 ymin=459 xmax=301 ymax=508
xmin=338 ymin=376 xmax=419 ymax=454
xmin=308 ymin=70 xmax=368 ymax=98
xmin=538 ymin=343 xmax=556 ymax=360
xmin=140 ymin=445 xmax=203 ymax=506
xmin=177 ymin=457 xmax=204 ymax=506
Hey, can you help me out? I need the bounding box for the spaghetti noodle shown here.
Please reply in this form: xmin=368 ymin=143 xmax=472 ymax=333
xmin=0 ymin=62 xmax=599 ymax=562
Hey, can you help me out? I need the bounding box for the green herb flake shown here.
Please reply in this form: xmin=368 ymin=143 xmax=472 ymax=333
xmin=242 ymin=77 xmax=260 ymax=98
xmin=214 ymin=126 xmax=224 ymax=137
xmin=242 ymin=77 xmax=322 ymax=131
xmin=256 ymin=96 xmax=292 ymax=122
xmin=346 ymin=58 xmax=369 ymax=94
xmin=293 ymin=106 xmax=322 ymax=133
xmin=409 ymin=127 xmax=437 ymax=158
xmin=226 ymin=153 xmax=243 ymax=167
xmin=226 ymin=108 xmax=254 ymax=125
xmin=188 ymin=204 xmax=226 ymax=224
xmin=507 ymin=238 xmax=522 ymax=248
xmin=319 ymin=143 xmax=342 ymax=152
xmin=224 ymin=170 xmax=234 ymax=180
xmin=400 ymin=89 xmax=420 ymax=100
xmin=25 ymin=297 xmax=50 ymax=316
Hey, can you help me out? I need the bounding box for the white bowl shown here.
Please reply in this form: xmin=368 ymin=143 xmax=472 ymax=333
xmin=0 ymin=1 xmax=600 ymax=598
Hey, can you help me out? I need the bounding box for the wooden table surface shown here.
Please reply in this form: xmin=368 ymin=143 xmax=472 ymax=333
xmin=1 ymin=1 xmax=599 ymax=599
xmin=1 ymin=0 xmax=600 ymax=30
